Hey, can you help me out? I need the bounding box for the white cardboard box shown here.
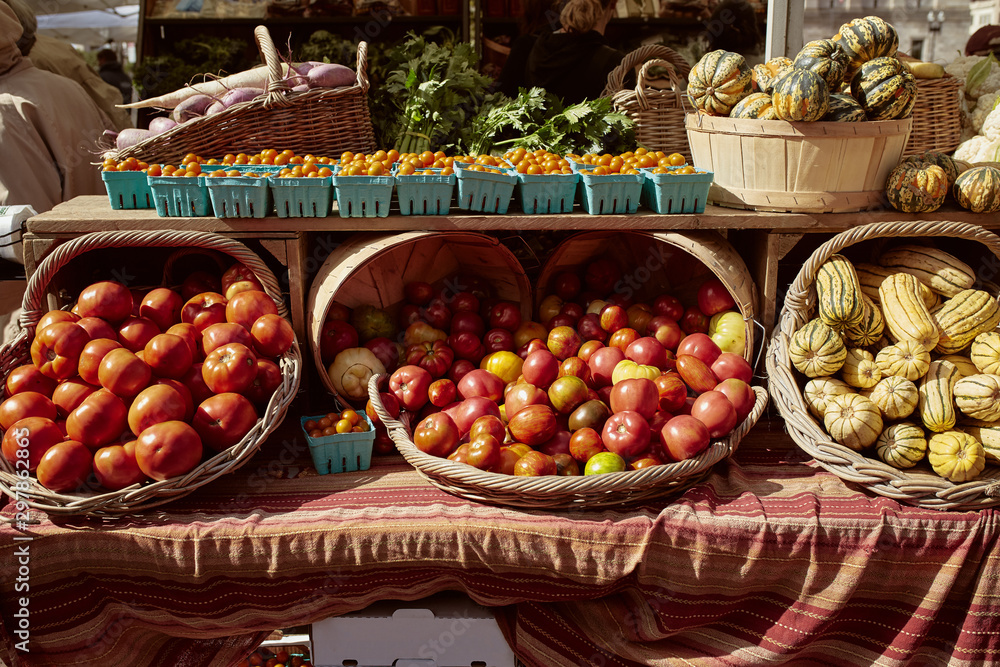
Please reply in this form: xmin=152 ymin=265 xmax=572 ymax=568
xmin=311 ymin=592 xmax=516 ymax=667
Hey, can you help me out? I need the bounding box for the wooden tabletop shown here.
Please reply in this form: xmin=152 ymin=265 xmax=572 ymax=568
xmin=26 ymin=196 xmax=1000 ymax=235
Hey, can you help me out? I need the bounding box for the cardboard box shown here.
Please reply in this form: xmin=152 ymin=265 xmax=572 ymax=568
xmin=311 ymin=592 xmax=516 ymax=667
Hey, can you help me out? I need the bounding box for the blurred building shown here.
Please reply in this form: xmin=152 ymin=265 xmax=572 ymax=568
xmin=802 ymin=0 xmax=972 ymax=64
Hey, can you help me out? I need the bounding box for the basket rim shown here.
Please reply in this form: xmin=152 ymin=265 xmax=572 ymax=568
xmin=765 ymin=219 xmax=1000 ymax=511
xmin=0 ymin=230 xmax=302 ymax=517
xmin=367 ymin=373 xmax=768 ymax=509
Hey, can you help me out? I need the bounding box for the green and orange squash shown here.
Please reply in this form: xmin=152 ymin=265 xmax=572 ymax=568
xmin=687 ymin=50 xmax=753 ymax=116
xmin=730 ymin=92 xmax=777 ymax=120
xmin=850 ymin=56 xmax=917 ymax=120
xmin=834 ymin=15 xmax=899 ymax=83
xmin=793 ymin=39 xmax=851 ymax=91
xmin=771 ymin=69 xmax=831 ymax=122
xmin=885 ymin=162 xmax=949 ymax=213
xmin=823 ymin=93 xmax=866 ymax=122
xmin=953 ymin=165 xmax=1000 ymax=213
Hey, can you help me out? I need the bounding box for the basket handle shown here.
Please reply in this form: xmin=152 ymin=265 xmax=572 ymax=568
xmin=19 ymin=230 xmax=287 ymax=334
xmin=633 ymin=58 xmax=688 ymax=112
xmin=602 ymin=44 xmax=691 ymax=97
xmin=254 ymin=25 xmax=293 ymax=107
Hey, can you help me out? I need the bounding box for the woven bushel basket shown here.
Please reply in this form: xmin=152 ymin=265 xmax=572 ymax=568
xmin=0 ymin=230 xmax=302 ymax=517
xmin=603 ymin=44 xmax=693 ymax=163
xmin=106 ymin=27 xmax=376 ymax=166
xmin=369 ymin=374 xmax=768 ymax=509
xmin=766 ymin=220 xmax=1000 ymax=511
xmin=904 ymin=75 xmax=962 ymax=157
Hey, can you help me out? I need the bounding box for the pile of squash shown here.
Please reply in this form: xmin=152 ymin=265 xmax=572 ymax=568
xmin=885 ymin=150 xmax=1000 ymax=214
xmin=688 ymin=15 xmax=916 ymax=123
xmin=789 ymin=245 xmax=1000 ymax=483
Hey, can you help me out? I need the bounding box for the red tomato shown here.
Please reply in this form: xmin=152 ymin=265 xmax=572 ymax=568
xmin=506 ymin=403 xmax=557 ymax=446
xmin=653 ymin=294 xmax=684 ymax=320
xmin=93 ymin=441 xmax=148 ymax=490
xmin=364 ymin=336 xmax=401 ymax=373
xmin=35 ymin=440 xmax=93 ymax=492
xmin=366 ymin=391 xmax=401 ymax=428
xmin=675 ymin=354 xmax=719 ymax=395
xmin=444 ymin=396 xmax=503 ymax=438
xmin=427 ymin=378 xmax=457 ymax=408
xmin=696 ymin=278 xmax=736 ymax=316
xmin=488 ymin=301 xmax=522 ymax=332
xmin=466 ymin=434 xmax=501 ymax=471
xmin=609 ymin=378 xmax=659 ymax=419
xmin=483 ymin=328 xmax=515 ymax=354
xmin=1 ymin=416 xmax=63 ymax=470
xmin=76 ymin=281 xmax=133 ymax=324
xmin=139 ymin=287 xmax=184 ymax=332
xmin=625 ymin=336 xmax=667 ymax=369
xmin=521 ymin=349 xmax=560 ymax=389
xmin=98 ymin=347 xmax=152 ymax=398
xmin=601 ymin=410 xmax=651 ymax=459
xmin=599 ymin=305 xmax=629 ymax=333
xmin=192 ymin=393 xmax=258 ymax=451
xmin=245 ymin=359 xmax=282 ymax=409
xmin=504 ymin=382 xmax=549 ymax=419
xmin=166 ymin=323 xmax=201 ymax=361
xmin=677 ymin=333 xmax=722 ymax=366
xmin=608 ymin=327 xmax=640 ymax=352
xmin=654 ymin=372 xmax=688 ymax=413
xmin=180 ymin=362 xmax=214 ymax=406
xmin=78 ymin=338 xmax=123 ymax=386
xmin=421 ymin=299 xmax=452 ymax=330
xmin=716 ymin=378 xmax=756 ymax=423
xmin=134 ymin=420 xmax=204 ymax=480
xmin=154 ymin=378 xmax=194 ymax=422
xmin=552 ymin=271 xmax=581 ymax=302
xmin=30 ymin=322 xmax=89 ymax=380
xmin=181 ymin=292 xmax=228 ymax=334
xmin=447 ymin=359 xmax=476 ymax=385
xmin=225 ymin=290 xmax=278 ymax=331
xmin=680 ymin=306 xmax=710 ymax=335
xmin=65 ymin=388 xmax=128 ymax=450
xmin=37 ymin=309 xmax=79 ymax=332
xmin=127 ymin=384 xmax=188 ymax=436
xmin=221 ymin=263 xmax=264 ymax=300
xmin=201 ymin=322 xmax=252 ymax=357
xmin=389 ymin=364 xmax=433 ymax=411
xmin=690 ymin=390 xmax=738 ymax=438
xmin=144 ymin=333 xmax=194 ymax=380
xmin=202 ymin=342 xmax=257 ymax=394
xmin=546 ymin=326 xmax=582 ymax=361
xmin=557 ymin=357 xmax=592 ymax=385
xmin=711 ymin=352 xmax=753 ymax=384
xmin=569 ymin=427 xmax=605 ymax=463
xmin=513 ymin=450 xmax=557 ymax=476
xmin=457 ymin=369 xmax=505 ymax=402
xmin=117 ymin=316 xmax=160 ymax=353
xmin=5 ymin=364 xmax=58 ymax=397
xmin=403 ymin=281 xmax=434 ymax=306
xmin=647 ymin=316 xmax=684 ymax=351
xmin=0 ymin=392 xmax=57 ymax=429
xmin=75 ymin=316 xmax=117 ymax=341
xmin=587 ymin=346 xmax=625 ymax=388
xmin=576 ymin=313 xmax=608 ymax=343
xmin=660 ymin=414 xmax=711 ymax=462
xmin=413 ymin=412 xmax=460 ymax=458
xmin=180 ymin=271 xmax=222 ymax=302
xmin=51 ymin=379 xmax=97 ymax=418
xmin=404 ymin=340 xmax=454 ymax=379
xmin=319 ymin=319 xmax=359 ymax=365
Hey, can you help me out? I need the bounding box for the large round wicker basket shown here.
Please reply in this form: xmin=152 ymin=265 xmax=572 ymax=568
xmin=766 ymin=220 xmax=1000 ymax=511
xmin=369 ymin=374 xmax=768 ymax=509
xmin=0 ymin=230 xmax=301 ymax=517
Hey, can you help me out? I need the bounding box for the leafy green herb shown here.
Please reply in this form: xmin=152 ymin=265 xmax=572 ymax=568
xmin=968 ymin=52 xmax=998 ymax=96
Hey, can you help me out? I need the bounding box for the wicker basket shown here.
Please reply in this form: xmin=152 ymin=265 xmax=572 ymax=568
xmin=0 ymin=230 xmax=302 ymax=516
xmin=370 ymin=374 xmax=768 ymax=509
xmin=766 ymin=220 xmax=1000 ymax=511
xmin=904 ymin=75 xmax=963 ymax=157
xmin=106 ymin=27 xmax=376 ymax=165
xmin=602 ymin=45 xmax=693 ymax=162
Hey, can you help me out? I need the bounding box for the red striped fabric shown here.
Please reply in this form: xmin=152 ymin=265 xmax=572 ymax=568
xmin=0 ymin=418 xmax=998 ymax=666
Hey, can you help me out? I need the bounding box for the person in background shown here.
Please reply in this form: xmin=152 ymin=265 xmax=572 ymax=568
xmin=704 ymin=0 xmax=763 ymax=65
xmin=524 ymin=0 xmax=625 ymax=104
xmin=97 ymin=47 xmax=133 ymax=106
xmin=496 ymin=0 xmax=559 ymax=97
xmin=2 ymin=0 xmax=132 ymax=131
xmin=0 ymin=1 xmax=113 ymax=214
xmin=966 ymin=25 xmax=1000 ymax=57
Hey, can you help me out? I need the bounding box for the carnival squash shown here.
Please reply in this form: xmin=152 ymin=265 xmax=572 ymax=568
xmin=687 ymin=50 xmax=753 ymax=116
xmin=850 ymin=56 xmax=917 ymax=121
xmin=771 ymin=68 xmax=831 ymax=122
xmin=793 ymin=39 xmax=851 ymax=91
xmin=953 ymin=165 xmax=1000 ymax=214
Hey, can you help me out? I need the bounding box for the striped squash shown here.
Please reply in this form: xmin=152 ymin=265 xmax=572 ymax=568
xmin=879 ymin=272 xmax=941 ymax=351
xmin=789 ymin=319 xmax=847 ymax=377
xmin=792 ymin=39 xmax=851 ymax=91
xmin=876 ymin=422 xmax=927 ymax=468
xmin=854 ymin=263 xmax=938 ymax=309
xmin=833 ymin=16 xmax=899 ymax=83
xmin=938 ymin=354 xmax=982 ymax=378
xmin=815 ymin=254 xmax=866 ymax=330
xmin=918 ymin=359 xmax=960 ymax=432
xmin=932 ymin=289 xmax=1000 ymax=354
xmin=874 ymin=339 xmax=930 ymax=381
xmin=824 ymin=392 xmax=883 ymax=450
xmin=928 ymin=430 xmax=986 ymax=482
xmin=900 ymin=151 xmax=961 ymax=187
xmin=970 ymin=331 xmax=1000 ymax=374
xmin=841 ymin=348 xmax=881 ymax=388
xmin=687 ymin=50 xmax=753 ymax=116
xmin=822 ymin=93 xmax=866 ymax=122
xmin=843 ymin=294 xmax=884 ymax=347
xmin=730 ymin=92 xmax=777 ymax=120
xmin=803 ymin=376 xmax=854 ymax=419
xmin=868 ymin=375 xmax=919 ymax=420
xmin=751 ymin=57 xmax=792 ymax=94
xmin=877 ymin=245 xmax=975 ymax=298
xmin=958 ymin=421 xmax=1000 ymax=464
xmin=953 ymin=165 xmax=1000 ymax=214
xmin=850 ymin=56 xmax=917 ymax=121
xmin=954 ymin=373 xmax=1000 ymax=421
xmin=771 ymin=69 xmax=831 ymax=122
xmin=885 ymin=162 xmax=949 ymax=213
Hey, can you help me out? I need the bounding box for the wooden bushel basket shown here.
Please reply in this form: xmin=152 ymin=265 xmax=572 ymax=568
xmin=603 ymin=45 xmax=693 ymax=162
xmin=106 ymin=27 xmax=376 ymax=166
xmin=685 ymin=114 xmax=912 ymax=213
xmin=0 ymin=230 xmax=302 ymax=517
xmin=307 ymin=232 xmax=531 ymax=405
xmin=766 ymin=220 xmax=1000 ymax=511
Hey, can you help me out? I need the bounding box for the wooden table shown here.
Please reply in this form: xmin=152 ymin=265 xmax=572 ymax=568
xmin=24 ymin=196 xmax=999 ymax=347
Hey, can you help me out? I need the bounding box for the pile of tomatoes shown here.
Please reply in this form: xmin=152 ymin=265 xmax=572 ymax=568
xmin=502 ymin=149 xmax=574 ymax=175
xmin=304 ymin=408 xmax=370 ymax=438
xmin=568 ymin=148 xmax=689 ymax=176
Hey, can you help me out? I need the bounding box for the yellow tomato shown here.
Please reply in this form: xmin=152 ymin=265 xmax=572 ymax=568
xmin=611 ymin=359 xmax=660 ymax=384
xmin=708 ymin=310 xmax=747 ymax=356
xmin=538 ymin=294 xmax=564 ymax=325
xmin=513 ymin=321 xmax=548 ymax=349
xmin=482 ymin=351 xmax=524 ymax=385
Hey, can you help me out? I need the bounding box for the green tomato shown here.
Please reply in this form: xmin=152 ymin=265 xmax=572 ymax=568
xmin=584 ymin=451 xmax=626 ymax=475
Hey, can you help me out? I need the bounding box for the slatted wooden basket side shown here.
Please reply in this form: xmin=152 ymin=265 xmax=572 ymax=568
xmin=369 ymin=374 xmax=768 ymax=509
xmin=904 ymin=75 xmax=962 ymax=157
xmin=0 ymin=230 xmax=302 ymax=516
xmin=765 ymin=220 xmax=1000 ymax=511
xmin=107 ymin=28 xmax=376 ymax=166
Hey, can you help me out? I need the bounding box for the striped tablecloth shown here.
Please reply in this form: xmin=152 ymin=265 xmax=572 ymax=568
xmin=1 ymin=416 xmax=999 ymax=667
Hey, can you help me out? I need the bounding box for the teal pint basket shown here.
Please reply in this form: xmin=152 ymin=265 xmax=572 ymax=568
xmin=578 ymin=172 xmax=644 ymax=215
xmin=332 ymin=172 xmax=394 ymax=218
xmin=102 ymin=170 xmax=153 ymax=210
xmin=516 ymin=172 xmax=579 ymax=214
xmin=301 ymin=413 xmax=376 ymax=474
xmin=641 ymin=167 xmax=713 ymax=214
xmin=148 ymin=175 xmax=211 ymax=217
xmin=206 ymin=175 xmax=272 ymax=218
xmin=269 ymin=175 xmax=333 ymax=218
xmin=395 ymin=169 xmax=456 ymax=215
xmin=454 ymin=165 xmax=517 ymax=214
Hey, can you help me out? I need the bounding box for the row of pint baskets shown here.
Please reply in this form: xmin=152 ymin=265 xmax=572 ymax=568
xmin=307 ymin=229 xmax=766 ymax=509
